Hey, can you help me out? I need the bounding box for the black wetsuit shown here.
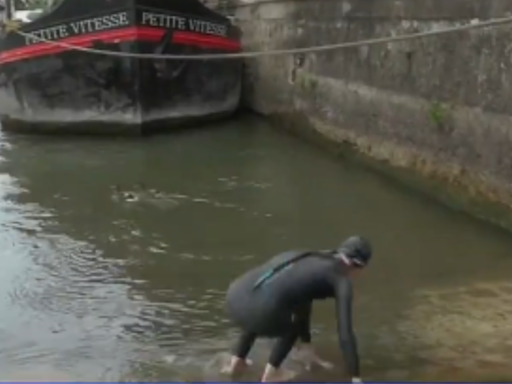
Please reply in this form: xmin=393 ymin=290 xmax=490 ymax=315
xmin=225 ymin=250 xmax=359 ymax=377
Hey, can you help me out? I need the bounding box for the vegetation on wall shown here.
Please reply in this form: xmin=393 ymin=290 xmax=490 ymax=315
xmin=428 ymin=100 xmax=452 ymax=128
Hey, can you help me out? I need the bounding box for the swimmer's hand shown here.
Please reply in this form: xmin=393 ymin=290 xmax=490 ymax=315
xmin=221 ymin=356 xmax=253 ymax=376
xmin=351 ymin=377 xmax=362 ymax=383
xmin=293 ymin=344 xmax=334 ymax=370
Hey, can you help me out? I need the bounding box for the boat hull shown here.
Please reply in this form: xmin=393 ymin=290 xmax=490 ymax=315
xmin=0 ymin=0 xmax=242 ymax=134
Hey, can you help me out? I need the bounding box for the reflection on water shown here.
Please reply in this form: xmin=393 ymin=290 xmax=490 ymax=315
xmin=0 ymin=116 xmax=511 ymax=380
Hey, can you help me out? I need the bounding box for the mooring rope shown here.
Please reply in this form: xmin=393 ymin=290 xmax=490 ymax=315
xmin=7 ymin=14 xmax=512 ymax=60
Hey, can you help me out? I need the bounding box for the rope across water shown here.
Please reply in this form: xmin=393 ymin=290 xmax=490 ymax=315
xmin=6 ymin=15 xmax=512 ymax=60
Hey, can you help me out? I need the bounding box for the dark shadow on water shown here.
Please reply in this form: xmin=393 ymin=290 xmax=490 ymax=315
xmin=1 ymin=109 xmax=244 ymax=138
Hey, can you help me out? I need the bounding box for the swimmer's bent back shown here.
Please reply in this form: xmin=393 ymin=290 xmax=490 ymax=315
xmin=223 ymin=236 xmax=373 ymax=382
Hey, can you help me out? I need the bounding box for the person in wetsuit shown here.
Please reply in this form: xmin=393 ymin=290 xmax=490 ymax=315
xmin=223 ymin=236 xmax=372 ymax=383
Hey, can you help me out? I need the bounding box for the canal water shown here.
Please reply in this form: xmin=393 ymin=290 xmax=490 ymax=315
xmin=0 ymin=115 xmax=512 ymax=381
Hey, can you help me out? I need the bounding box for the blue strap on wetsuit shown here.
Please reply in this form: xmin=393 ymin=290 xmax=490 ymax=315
xmin=252 ymin=250 xmax=336 ymax=290
xmin=252 ymin=269 xmax=275 ymax=290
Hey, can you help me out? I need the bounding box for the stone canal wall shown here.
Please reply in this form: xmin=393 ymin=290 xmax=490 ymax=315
xmin=235 ymin=0 xmax=512 ymax=225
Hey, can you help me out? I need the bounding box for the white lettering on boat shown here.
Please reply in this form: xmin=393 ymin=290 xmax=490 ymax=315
xmin=141 ymin=11 xmax=228 ymax=38
xmin=24 ymin=11 xmax=130 ymax=45
xmin=22 ymin=10 xmax=229 ymax=46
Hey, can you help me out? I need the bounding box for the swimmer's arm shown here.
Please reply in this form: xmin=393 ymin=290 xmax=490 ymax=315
xmin=334 ymin=278 xmax=360 ymax=378
xmin=294 ymin=302 xmax=312 ymax=343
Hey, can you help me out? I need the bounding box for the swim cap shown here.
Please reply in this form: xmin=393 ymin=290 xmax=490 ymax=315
xmin=337 ymin=236 xmax=372 ymax=267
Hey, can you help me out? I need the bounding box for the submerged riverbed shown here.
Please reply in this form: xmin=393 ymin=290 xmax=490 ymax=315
xmin=0 ymin=116 xmax=511 ymax=381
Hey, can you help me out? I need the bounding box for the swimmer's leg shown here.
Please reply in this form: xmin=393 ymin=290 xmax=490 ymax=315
xmin=222 ymin=331 xmax=256 ymax=376
xmin=261 ymin=330 xmax=299 ymax=382
xmin=290 ymin=303 xmax=333 ymax=370
xmin=295 ymin=302 xmax=312 ymax=343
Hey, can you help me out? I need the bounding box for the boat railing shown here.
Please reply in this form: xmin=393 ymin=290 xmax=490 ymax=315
xmin=202 ymin=0 xmax=236 ymax=17
xmin=8 ymin=0 xmax=57 ymax=23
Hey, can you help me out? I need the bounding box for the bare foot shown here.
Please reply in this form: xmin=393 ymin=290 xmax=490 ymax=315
xmin=221 ymin=356 xmax=252 ymax=376
xmin=313 ymin=357 xmax=334 ymax=370
xmin=261 ymin=366 xmax=297 ymax=382
xmin=293 ymin=345 xmax=334 ymax=370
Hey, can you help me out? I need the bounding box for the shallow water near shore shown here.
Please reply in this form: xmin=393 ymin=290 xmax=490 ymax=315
xmin=0 ymin=116 xmax=511 ymax=381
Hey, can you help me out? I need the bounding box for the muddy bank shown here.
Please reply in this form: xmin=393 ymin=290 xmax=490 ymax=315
xmin=235 ymin=0 xmax=512 ymax=230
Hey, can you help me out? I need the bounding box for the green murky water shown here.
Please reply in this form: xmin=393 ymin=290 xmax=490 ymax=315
xmin=0 ymin=116 xmax=511 ymax=381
